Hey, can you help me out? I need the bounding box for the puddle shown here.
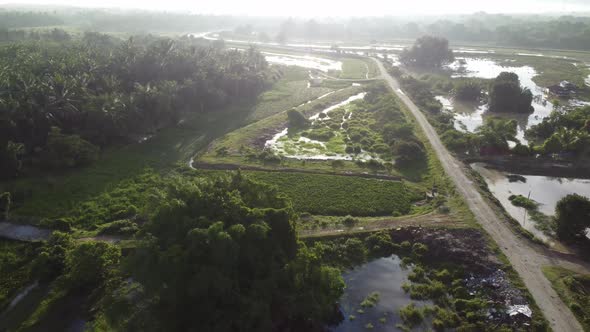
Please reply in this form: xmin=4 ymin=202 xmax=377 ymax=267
xmin=471 ymin=163 xmax=590 ymax=241
xmin=0 ymin=222 xmax=51 ymax=242
xmin=266 ymin=92 xmax=380 ymax=161
xmin=330 ymin=255 xmax=430 ymax=332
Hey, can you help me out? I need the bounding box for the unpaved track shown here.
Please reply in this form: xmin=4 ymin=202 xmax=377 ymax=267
xmin=373 ymin=58 xmax=587 ymax=332
xmin=299 ymin=212 xmax=457 ymax=238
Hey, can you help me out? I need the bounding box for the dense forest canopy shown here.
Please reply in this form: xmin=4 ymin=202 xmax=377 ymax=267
xmin=0 ymin=34 xmax=272 ymax=178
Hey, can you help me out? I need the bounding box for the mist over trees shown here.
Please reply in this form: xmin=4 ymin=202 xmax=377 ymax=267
xmin=400 ymin=36 xmax=454 ymax=68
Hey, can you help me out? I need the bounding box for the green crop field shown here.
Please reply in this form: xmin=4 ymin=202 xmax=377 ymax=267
xmin=196 ymin=170 xmax=419 ymax=216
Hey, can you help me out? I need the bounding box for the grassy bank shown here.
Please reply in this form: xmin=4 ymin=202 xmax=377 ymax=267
xmin=542 ymin=266 xmax=590 ymax=331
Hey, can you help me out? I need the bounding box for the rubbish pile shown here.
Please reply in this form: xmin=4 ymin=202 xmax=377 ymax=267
xmin=465 ymin=269 xmax=532 ymax=327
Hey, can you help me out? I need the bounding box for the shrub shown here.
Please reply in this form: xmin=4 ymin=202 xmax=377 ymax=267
xmin=41 ymin=127 xmax=99 ymax=169
xmin=360 ymin=292 xmax=380 ymax=308
xmin=412 ymin=243 xmax=428 ymax=257
xmin=408 ymin=266 xmax=426 ymax=283
xmin=287 ymin=109 xmax=310 ymax=128
xmin=99 ymin=219 xmax=139 ymax=236
xmin=555 ymin=194 xmax=590 ymax=241
xmin=40 ymin=217 xmax=74 ymax=232
xmin=508 ymin=195 xmax=537 ymax=210
xmin=342 ymin=215 xmax=359 ymax=228
xmin=488 ymin=72 xmax=533 ymax=113
xmin=365 ymin=232 xmax=396 ymax=255
xmin=394 ymin=141 xmax=426 ymax=166
xmin=400 ymin=303 xmax=425 ymax=327
xmin=454 ymin=79 xmax=482 ymax=101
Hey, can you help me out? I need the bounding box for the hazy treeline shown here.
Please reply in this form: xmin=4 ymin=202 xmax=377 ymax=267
xmin=0 ymin=8 xmax=267 ymax=33
xmin=260 ymin=14 xmax=590 ymax=50
xmin=3 ymin=9 xmax=590 ymax=50
xmin=0 ymin=33 xmax=272 ymax=177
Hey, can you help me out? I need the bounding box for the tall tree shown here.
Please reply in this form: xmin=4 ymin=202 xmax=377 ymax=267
xmin=400 ymin=36 xmax=454 ymax=68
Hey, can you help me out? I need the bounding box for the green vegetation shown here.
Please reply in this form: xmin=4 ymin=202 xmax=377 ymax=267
xmin=197 ymin=170 xmax=417 ymax=216
xmin=399 ymin=303 xmax=425 ymax=327
xmin=488 ymin=72 xmax=534 ymax=114
xmin=0 ymin=34 xmax=272 ymax=179
xmin=400 ymin=36 xmax=454 ymax=68
xmin=307 ymin=230 xmax=548 ymax=331
xmin=360 ymin=292 xmax=380 ymax=308
xmin=0 ymin=240 xmax=37 ymax=311
xmin=526 ymin=106 xmax=590 ymax=157
xmin=2 ymin=172 xmax=347 ymax=330
xmin=287 ymin=109 xmax=310 ymax=128
xmin=453 ymin=79 xmax=482 ymax=101
xmin=509 ymin=194 xmax=537 ymax=210
xmin=555 ymin=194 xmax=590 ymax=242
xmin=542 ymin=266 xmax=590 ymax=331
xmin=339 ymin=58 xmax=378 ymax=79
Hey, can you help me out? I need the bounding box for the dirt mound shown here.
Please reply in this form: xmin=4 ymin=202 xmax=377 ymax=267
xmin=390 ymin=227 xmax=502 ymax=273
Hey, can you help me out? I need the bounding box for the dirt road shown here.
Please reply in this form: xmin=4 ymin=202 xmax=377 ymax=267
xmin=373 ymin=58 xmax=587 ymax=332
xmin=299 ymin=212 xmax=458 ymax=238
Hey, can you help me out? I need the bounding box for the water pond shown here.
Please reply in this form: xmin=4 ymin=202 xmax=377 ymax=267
xmin=330 ymin=255 xmax=431 ymax=332
xmin=471 ymin=163 xmax=590 ymax=242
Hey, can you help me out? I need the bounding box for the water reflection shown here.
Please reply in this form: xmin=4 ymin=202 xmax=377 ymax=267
xmin=441 ymin=58 xmax=574 ymax=143
xmin=331 ymin=256 xmax=430 ymax=332
xmin=471 ymin=163 xmax=590 ymax=241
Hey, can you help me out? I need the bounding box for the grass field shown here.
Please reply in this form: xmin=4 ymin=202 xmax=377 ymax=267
xmin=339 ymin=58 xmax=379 ymax=79
xmin=542 ymin=266 xmax=590 ymax=331
xmin=195 ymin=169 xmax=420 ymax=216
xmin=245 ymin=66 xmax=333 ymax=122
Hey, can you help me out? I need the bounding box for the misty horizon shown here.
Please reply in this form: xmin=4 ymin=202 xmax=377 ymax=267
xmin=2 ymin=0 xmax=590 ymax=17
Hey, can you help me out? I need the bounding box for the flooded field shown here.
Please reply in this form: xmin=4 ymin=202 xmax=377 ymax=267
xmin=263 ymin=52 xmax=343 ymax=72
xmin=446 ymin=58 xmax=556 ymax=143
xmin=471 ymin=163 xmax=590 ymax=241
xmin=331 ymin=255 xmax=430 ymax=332
xmin=265 ymin=92 xmax=378 ymax=160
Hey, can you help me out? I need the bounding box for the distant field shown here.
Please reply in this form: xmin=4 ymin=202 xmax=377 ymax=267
xmin=246 ymin=66 xmax=333 ymax=122
xmin=339 ymin=58 xmax=379 ymax=79
xmin=196 ymin=170 xmax=419 ymax=216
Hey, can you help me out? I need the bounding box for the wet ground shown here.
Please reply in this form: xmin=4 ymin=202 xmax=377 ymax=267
xmin=265 ymin=92 xmax=380 ymax=161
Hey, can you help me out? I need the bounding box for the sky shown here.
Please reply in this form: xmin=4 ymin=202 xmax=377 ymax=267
xmin=2 ymin=0 xmax=590 ymax=16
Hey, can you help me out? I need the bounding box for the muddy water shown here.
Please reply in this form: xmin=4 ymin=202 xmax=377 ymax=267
xmin=471 ymin=163 xmax=590 ymax=241
xmin=331 ymin=255 xmax=430 ymax=332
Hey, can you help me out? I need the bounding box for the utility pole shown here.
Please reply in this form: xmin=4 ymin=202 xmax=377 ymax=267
xmin=523 ymin=190 xmax=531 ymax=227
